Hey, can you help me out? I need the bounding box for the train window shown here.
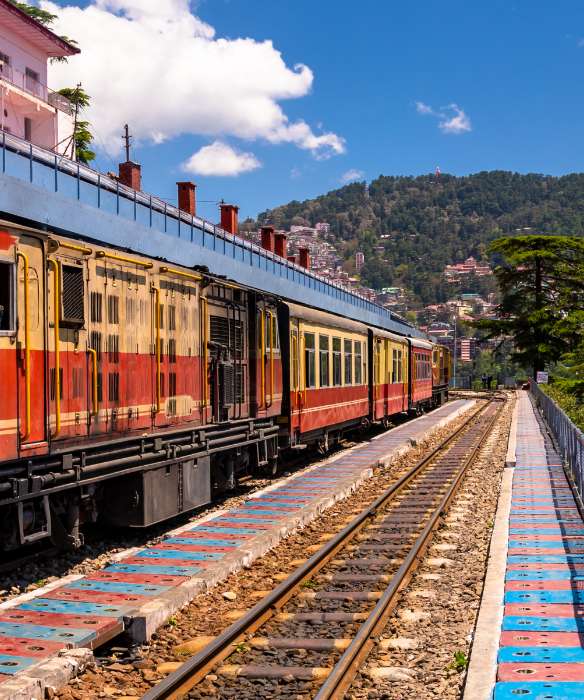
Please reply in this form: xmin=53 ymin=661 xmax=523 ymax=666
xmin=90 ymin=292 xmax=102 ymax=323
xmin=319 ymin=335 xmax=330 ymax=387
xmin=354 ymin=341 xmax=362 ymax=384
xmin=168 ymin=305 xmax=176 ymax=331
xmin=61 ymin=264 xmax=85 ymax=327
xmin=270 ymin=313 xmax=279 ymax=350
xmin=332 ymin=337 xmax=342 ymax=386
xmin=391 ymin=349 xmax=397 ymax=384
xmin=108 ymin=334 xmax=119 ymax=363
xmin=168 ymin=338 xmax=176 ymax=363
xmin=304 ymin=332 xmax=316 ymax=389
xmin=398 ymin=349 xmax=403 ymax=382
xmin=107 ymin=295 xmax=119 ymax=325
xmin=108 ymin=372 xmax=119 ymax=402
xmin=90 ymin=330 xmax=102 ymax=359
xmin=0 ymin=261 xmax=14 ymax=332
xmin=344 ymin=339 xmax=352 ymax=385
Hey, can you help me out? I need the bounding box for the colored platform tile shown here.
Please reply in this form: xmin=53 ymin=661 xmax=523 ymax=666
xmin=491 ymin=393 xmax=584 ymax=700
xmin=494 ymin=682 xmax=584 ymax=699
xmin=0 ymin=398 xmax=472 ymax=696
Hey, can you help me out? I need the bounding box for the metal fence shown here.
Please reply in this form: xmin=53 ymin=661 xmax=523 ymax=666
xmin=530 ymin=380 xmax=584 ymax=503
xmin=0 ymin=129 xmax=424 ymax=338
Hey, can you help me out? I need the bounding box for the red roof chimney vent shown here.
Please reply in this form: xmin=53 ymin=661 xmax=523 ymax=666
xmin=220 ymin=202 xmax=239 ymax=235
xmin=177 ymin=181 xmax=196 ymax=216
xmin=298 ymin=247 xmax=310 ymax=270
xmin=118 ymin=161 xmax=141 ymax=191
xmin=261 ymin=226 xmax=275 ymax=253
xmin=274 ymin=232 xmax=287 ymax=258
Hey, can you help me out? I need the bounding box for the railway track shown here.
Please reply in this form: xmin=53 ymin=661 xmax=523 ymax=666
xmin=142 ymin=397 xmax=502 ymax=700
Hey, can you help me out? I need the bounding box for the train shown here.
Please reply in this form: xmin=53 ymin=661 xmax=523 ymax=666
xmin=0 ymin=220 xmax=451 ymax=551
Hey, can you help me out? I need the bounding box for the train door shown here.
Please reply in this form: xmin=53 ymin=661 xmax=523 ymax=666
xmin=0 ymin=236 xmax=18 ymax=461
xmin=290 ymin=319 xmax=300 ymax=424
xmin=15 ymin=236 xmax=47 ymax=454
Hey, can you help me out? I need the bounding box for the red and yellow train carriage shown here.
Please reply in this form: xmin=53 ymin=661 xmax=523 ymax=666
xmin=0 ymin=217 xmax=452 ymax=551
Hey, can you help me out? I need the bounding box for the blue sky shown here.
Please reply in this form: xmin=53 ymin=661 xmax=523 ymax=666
xmin=49 ymin=0 xmax=584 ymax=223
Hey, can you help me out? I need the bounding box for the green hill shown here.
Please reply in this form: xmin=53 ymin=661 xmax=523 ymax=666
xmin=256 ymin=171 xmax=584 ymax=304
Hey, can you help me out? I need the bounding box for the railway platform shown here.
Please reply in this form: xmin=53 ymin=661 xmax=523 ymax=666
xmin=0 ymin=399 xmax=472 ymax=700
xmin=465 ymin=391 xmax=584 ymax=700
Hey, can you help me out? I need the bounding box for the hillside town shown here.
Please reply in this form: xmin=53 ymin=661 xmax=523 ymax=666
xmin=245 ymin=223 xmax=497 ymax=362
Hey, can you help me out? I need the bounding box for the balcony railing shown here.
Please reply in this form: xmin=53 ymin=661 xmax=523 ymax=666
xmin=0 ymin=64 xmax=73 ymax=115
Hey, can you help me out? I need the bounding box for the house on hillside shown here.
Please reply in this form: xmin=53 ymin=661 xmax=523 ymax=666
xmin=0 ymin=0 xmax=79 ymax=156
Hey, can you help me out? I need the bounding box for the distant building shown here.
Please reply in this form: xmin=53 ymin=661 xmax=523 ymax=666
xmin=355 ymin=251 xmax=365 ymax=271
xmin=444 ymin=256 xmax=492 ymax=279
xmin=315 ymin=222 xmax=330 ymax=234
xmin=0 ymin=0 xmax=79 ymax=156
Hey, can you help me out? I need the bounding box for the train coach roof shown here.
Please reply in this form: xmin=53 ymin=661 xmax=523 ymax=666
xmin=410 ymin=338 xmax=433 ymax=351
xmin=286 ymin=302 xmax=368 ymax=334
xmin=372 ymin=327 xmax=409 ymax=344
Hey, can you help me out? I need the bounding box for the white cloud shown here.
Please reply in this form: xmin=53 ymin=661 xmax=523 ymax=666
xmin=183 ymin=141 xmax=261 ymax=176
xmin=415 ymin=101 xmax=435 ymax=116
xmin=438 ymin=104 xmax=471 ymax=134
xmin=340 ymin=168 xmax=365 ymax=183
xmin=44 ymin=0 xmax=344 ymax=159
xmin=415 ymin=101 xmax=472 ymax=134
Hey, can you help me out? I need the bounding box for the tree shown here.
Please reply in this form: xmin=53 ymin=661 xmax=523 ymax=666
xmin=57 ymin=86 xmax=95 ymax=164
xmin=476 ymin=235 xmax=584 ymax=378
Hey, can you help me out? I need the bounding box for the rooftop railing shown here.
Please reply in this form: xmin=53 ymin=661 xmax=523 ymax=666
xmin=0 ymin=65 xmax=73 ymax=114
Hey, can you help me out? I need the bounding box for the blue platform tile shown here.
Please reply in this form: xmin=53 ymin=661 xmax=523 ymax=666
xmin=244 ymin=500 xmax=305 ymax=508
xmin=498 ymin=646 xmax=584 ymax=663
xmin=502 ymin=615 xmax=584 ymax=632
xmin=105 ymin=564 xmax=202 ymax=576
xmin=494 ymin=682 xmax=584 ymax=699
xmin=135 ymin=549 xmax=224 ymax=561
xmin=67 ymin=580 xmax=170 ymax=596
xmin=18 ymin=598 xmax=129 ymax=617
xmin=235 ymin=509 xmax=290 ymax=516
xmin=0 ymin=654 xmax=40 ymax=674
xmin=505 ymin=590 xmax=584 ymax=604
xmin=508 ymin=555 xmax=584 ymax=564
xmin=0 ymin=621 xmax=94 ymax=645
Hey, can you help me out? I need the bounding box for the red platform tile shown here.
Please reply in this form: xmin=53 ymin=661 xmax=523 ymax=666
xmin=0 ymin=610 xmax=122 ymax=634
xmin=87 ymin=571 xmax=186 ymax=586
xmin=44 ymin=587 xmax=147 ymax=606
xmin=121 ymin=557 xmax=214 ymax=569
xmin=176 ymin=531 xmax=252 ymax=541
xmin=505 ymin=603 xmax=584 ymax=617
xmin=153 ymin=543 xmax=236 ymax=554
xmin=510 ymin=535 xmax=584 ymax=541
xmin=0 ymin=636 xmax=65 ymax=657
xmin=498 ymin=662 xmax=584 ymax=681
xmin=506 ymin=580 xmax=584 ymax=591
xmin=508 ymin=547 xmax=584 ymax=555
xmin=500 ymin=631 xmax=584 ymax=647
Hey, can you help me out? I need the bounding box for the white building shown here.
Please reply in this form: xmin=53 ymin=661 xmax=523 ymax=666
xmin=0 ymin=0 xmax=79 ymax=156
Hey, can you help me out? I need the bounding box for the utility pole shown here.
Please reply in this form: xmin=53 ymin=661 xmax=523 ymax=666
xmin=452 ymin=310 xmax=457 ymax=389
xmin=122 ymin=123 xmax=131 ymax=162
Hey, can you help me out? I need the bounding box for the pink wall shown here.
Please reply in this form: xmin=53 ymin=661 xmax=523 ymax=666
xmin=0 ymin=28 xmax=47 ymax=86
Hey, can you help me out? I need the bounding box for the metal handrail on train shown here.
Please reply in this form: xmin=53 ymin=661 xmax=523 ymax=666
xmin=96 ymin=250 xmax=153 ymax=268
xmin=152 ymin=286 xmax=161 ymax=414
xmin=87 ymin=348 xmax=98 ymax=417
xmin=268 ymin=311 xmax=275 ymax=408
xmin=260 ymin=308 xmax=266 ymax=409
xmin=47 ymin=258 xmax=61 ymax=436
xmin=201 ymin=297 xmax=209 ymax=408
xmin=16 ymin=251 xmax=30 ymax=440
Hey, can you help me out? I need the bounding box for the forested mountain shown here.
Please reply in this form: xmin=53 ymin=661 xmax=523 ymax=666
xmin=256 ymin=171 xmax=584 ymax=304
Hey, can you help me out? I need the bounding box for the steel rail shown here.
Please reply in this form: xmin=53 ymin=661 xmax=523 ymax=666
xmin=142 ymin=398 xmax=497 ymax=700
xmin=315 ymin=400 xmax=502 ymax=699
